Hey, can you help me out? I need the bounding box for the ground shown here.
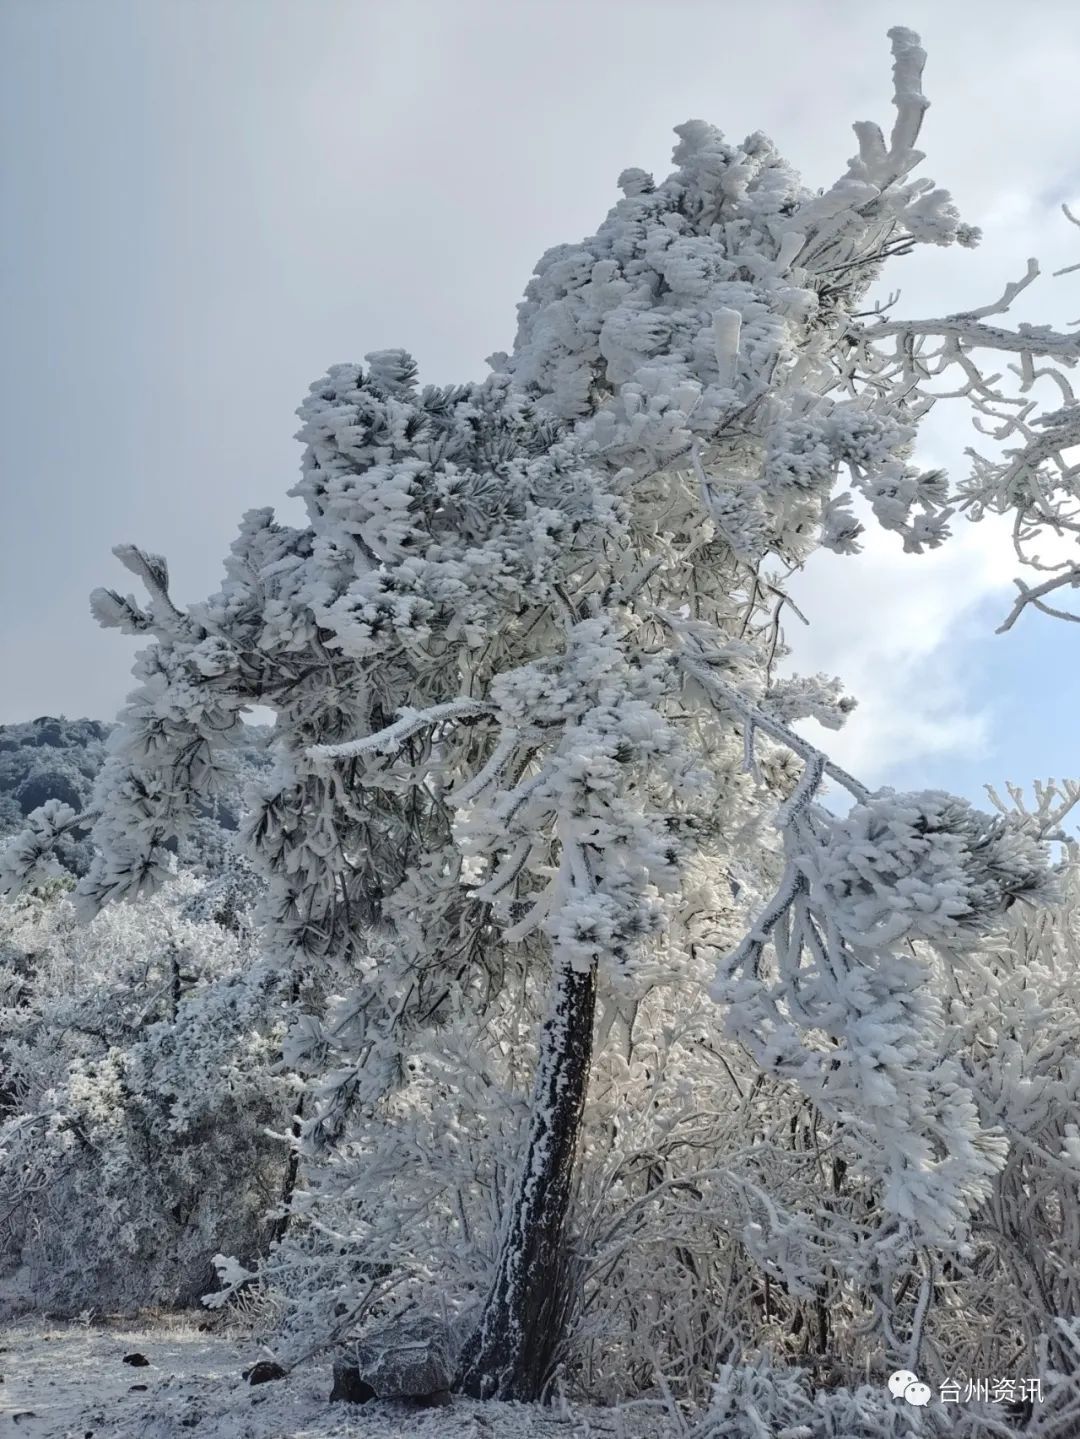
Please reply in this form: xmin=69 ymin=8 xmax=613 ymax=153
xmin=0 ymin=1321 xmax=653 ymax=1438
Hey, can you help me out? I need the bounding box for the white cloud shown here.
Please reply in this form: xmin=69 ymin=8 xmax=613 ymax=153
xmin=783 ymin=512 xmax=1020 ymax=783
xmin=776 ymin=128 xmax=1080 ymax=789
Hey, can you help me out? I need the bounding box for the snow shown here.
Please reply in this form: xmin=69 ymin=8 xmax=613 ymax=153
xmin=0 ymin=1321 xmax=649 ymax=1438
xmin=4 ymin=21 xmax=1080 ymax=1433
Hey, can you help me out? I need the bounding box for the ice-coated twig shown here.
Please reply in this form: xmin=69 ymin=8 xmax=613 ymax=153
xmin=712 ymin=308 xmax=742 ymax=389
xmin=307 ymin=699 xmax=493 ymax=762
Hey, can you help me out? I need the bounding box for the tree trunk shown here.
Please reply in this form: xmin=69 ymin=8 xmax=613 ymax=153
xmin=457 ymin=955 xmax=597 ymax=1401
xmin=270 ymin=1094 xmax=304 ymax=1247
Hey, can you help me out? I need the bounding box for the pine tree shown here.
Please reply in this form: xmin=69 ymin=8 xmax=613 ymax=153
xmin=3 ymin=27 xmax=1077 ymax=1403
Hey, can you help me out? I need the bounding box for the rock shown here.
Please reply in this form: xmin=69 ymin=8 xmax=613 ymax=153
xmin=411 ymin=1387 xmax=453 ymax=1408
xmin=330 ymin=1317 xmax=454 ymax=1406
xmin=330 ymin=1361 xmax=377 ymax=1403
xmin=122 ymin=1353 xmax=150 ymax=1367
xmin=243 ymin=1361 xmax=287 ymax=1386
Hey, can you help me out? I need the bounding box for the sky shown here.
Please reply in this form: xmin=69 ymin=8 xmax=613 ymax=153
xmin=2 ymin=0 xmax=1080 ymax=806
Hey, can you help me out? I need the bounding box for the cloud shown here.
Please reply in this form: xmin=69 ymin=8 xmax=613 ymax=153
xmin=775 ymin=115 xmax=1080 ymax=790
xmin=782 ymin=512 xmax=1020 ymax=784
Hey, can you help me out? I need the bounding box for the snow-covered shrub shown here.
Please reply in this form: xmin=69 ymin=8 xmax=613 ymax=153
xmin=682 ymin=1354 xmax=962 ymax=1438
xmin=248 ymin=984 xmax=534 ymax=1365
xmin=0 ymin=870 xmax=293 ymax=1319
xmin=905 ymin=825 xmax=1080 ymax=1390
xmin=1028 ymin=1317 xmax=1080 ymax=1439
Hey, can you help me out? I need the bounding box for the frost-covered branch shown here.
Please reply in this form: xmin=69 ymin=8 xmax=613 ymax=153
xmin=307 ymin=699 xmax=493 ymax=762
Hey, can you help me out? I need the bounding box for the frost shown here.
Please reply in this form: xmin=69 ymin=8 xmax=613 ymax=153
xmin=5 ymin=20 xmax=1079 ymax=1426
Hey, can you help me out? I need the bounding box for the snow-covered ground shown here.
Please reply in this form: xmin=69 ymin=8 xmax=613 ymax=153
xmin=0 ymin=1320 xmax=654 ymax=1438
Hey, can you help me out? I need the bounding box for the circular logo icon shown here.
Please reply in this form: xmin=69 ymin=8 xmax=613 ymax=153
xmin=888 ymin=1370 xmax=920 ymax=1398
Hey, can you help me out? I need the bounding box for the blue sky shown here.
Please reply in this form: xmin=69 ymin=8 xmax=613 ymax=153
xmin=3 ymin=0 xmax=1080 ymax=810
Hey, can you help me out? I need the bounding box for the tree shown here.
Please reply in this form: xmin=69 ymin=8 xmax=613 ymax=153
xmin=3 ymin=25 xmax=1077 ymax=1404
xmin=0 ymin=717 xmax=111 ymax=877
xmin=0 ymin=868 xmax=291 ymax=1318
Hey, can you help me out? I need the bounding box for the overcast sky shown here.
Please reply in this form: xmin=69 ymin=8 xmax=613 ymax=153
xmin=3 ymin=0 xmax=1080 ymax=804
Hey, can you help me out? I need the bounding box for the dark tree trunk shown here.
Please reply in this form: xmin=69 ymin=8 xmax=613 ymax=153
xmin=170 ymin=946 xmax=182 ymax=1021
xmin=271 ymin=978 xmax=306 ymax=1247
xmin=270 ymin=1094 xmax=304 ymax=1246
xmin=457 ymin=955 xmax=597 ymax=1401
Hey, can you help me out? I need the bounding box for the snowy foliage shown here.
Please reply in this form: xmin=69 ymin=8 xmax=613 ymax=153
xmin=4 ymin=22 xmax=1080 ymax=1428
xmin=0 ymin=871 xmax=292 ymax=1319
xmin=801 ymin=790 xmax=1053 ymax=947
xmin=0 ymin=797 xmax=81 ymax=895
xmin=682 ymin=1352 xmax=962 ymax=1438
xmin=0 ymin=716 xmax=110 ymax=875
xmin=0 ymin=713 xmax=270 ymax=899
xmin=904 ymin=828 xmax=1080 ymax=1395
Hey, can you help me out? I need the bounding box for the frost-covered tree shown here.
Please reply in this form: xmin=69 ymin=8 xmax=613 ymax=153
xmin=0 ymin=714 xmax=270 ymax=887
xmin=4 ymin=25 xmax=1077 ymax=1408
xmin=0 ymin=717 xmax=111 ymax=876
xmin=917 ymin=786 xmax=1080 ymax=1403
xmin=0 ymin=869 xmax=292 ymax=1318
